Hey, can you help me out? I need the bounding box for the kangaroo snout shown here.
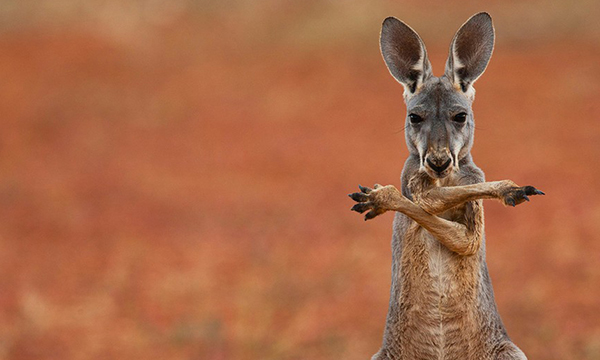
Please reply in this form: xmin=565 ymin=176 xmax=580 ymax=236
xmin=425 ymin=154 xmax=452 ymax=177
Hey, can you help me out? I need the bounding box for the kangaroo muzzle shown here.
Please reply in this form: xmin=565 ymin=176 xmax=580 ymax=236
xmin=425 ymin=151 xmax=453 ymax=178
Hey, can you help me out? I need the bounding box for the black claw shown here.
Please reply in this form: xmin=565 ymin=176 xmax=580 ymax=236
xmin=523 ymin=195 xmax=530 ymax=202
xmin=365 ymin=210 xmax=378 ymax=221
xmin=524 ymin=186 xmax=538 ymax=196
xmin=349 ymin=192 xmax=369 ymax=202
xmin=506 ymin=198 xmax=516 ymax=207
xmin=358 ymin=185 xmax=372 ymax=194
xmin=351 ymin=203 xmax=370 ymax=213
xmin=524 ymin=186 xmax=545 ymax=196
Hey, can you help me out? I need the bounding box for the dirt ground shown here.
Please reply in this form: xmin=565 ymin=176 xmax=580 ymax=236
xmin=0 ymin=2 xmax=599 ymax=360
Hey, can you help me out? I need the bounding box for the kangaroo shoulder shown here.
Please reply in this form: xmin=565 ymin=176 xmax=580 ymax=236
xmin=458 ymin=162 xmax=485 ymax=185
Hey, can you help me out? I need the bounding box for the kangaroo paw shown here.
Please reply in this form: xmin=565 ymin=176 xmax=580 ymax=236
xmin=349 ymin=184 xmax=402 ymax=221
xmin=501 ymin=185 xmax=544 ymax=207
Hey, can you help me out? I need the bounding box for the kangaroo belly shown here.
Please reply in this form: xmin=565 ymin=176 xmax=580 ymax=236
xmin=397 ymin=226 xmax=482 ymax=359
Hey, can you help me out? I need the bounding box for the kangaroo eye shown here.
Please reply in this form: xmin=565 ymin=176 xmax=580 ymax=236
xmin=408 ymin=114 xmax=424 ymax=124
xmin=453 ymin=112 xmax=468 ymax=123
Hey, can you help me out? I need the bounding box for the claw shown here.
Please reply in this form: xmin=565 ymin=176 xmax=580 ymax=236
xmin=523 ymin=195 xmax=530 ymax=202
xmin=358 ymin=185 xmax=372 ymax=194
xmin=365 ymin=210 xmax=378 ymax=221
xmin=506 ymin=198 xmax=516 ymax=207
xmin=351 ymin=203 xmax=371 ymax=213
xmin=524 ymin=186 xmax=545 ymax=196
xmin=349 ymin=192 xmax=369 ymax=202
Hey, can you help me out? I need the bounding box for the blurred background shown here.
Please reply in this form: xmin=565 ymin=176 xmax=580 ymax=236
xmin=0 ymin=0 xmax=599 ymax=359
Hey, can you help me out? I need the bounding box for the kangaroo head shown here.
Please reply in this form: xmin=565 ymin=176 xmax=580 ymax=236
xmin=380 ymin=12 xmax=494 ymax=179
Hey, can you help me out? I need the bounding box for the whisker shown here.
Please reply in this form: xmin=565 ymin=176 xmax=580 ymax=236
xmin=393 ymin=124 xmax=410 ymax=134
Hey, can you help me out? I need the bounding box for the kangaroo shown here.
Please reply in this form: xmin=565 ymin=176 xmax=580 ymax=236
xmin=349 ymin=13 xmax=543 ymax=360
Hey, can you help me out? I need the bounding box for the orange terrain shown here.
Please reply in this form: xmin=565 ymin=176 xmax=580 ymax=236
xmin=0 ymin=2 xmax=599 ymax=360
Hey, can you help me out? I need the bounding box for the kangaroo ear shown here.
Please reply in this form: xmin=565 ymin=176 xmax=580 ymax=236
xmin=380 ymin=17 xmax=432 ymax=95
xmin=445 ymin=12 xmax=495 ymax=93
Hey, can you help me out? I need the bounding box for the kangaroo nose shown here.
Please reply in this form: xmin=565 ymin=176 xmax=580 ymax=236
xmin=426 ymin=157 xmax=452 ymax=173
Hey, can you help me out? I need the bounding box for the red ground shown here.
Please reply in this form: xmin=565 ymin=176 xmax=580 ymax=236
xmin=0 ymin=5 xmax=599 ymax=360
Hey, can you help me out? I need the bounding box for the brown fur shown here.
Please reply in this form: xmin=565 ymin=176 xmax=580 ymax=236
xmin=364 ymin=161 xmax=523 ymax=359
xmin=349 ymin=13 xmax=543 ymax=360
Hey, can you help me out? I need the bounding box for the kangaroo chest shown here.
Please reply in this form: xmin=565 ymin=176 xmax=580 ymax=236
xmin=397 ymin=221 xmax=482 ymax=359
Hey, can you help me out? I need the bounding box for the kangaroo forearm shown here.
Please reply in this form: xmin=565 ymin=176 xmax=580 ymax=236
xmin=414 ymin=181 xmax=508 ymax=215
xmin=392 ymin=198 xmax=481 ymax=256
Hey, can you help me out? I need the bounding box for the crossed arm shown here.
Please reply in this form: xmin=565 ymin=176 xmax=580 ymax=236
xmin=349 ymin=178 xmax=544 ymax=256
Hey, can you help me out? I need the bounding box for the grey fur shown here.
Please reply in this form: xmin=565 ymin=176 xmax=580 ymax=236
xmin=350 ymin=12 xmax=543 ymax=359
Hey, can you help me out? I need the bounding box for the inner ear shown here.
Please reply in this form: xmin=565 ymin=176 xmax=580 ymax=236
xmin=445 ymin=12 xmax=495 ymax=92
xmin=380 ymin=17 xmax=432 ymax=94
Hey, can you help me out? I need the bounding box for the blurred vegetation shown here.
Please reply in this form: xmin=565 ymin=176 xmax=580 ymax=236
xmin=0 ymin=1 xmax=599 ymax=359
